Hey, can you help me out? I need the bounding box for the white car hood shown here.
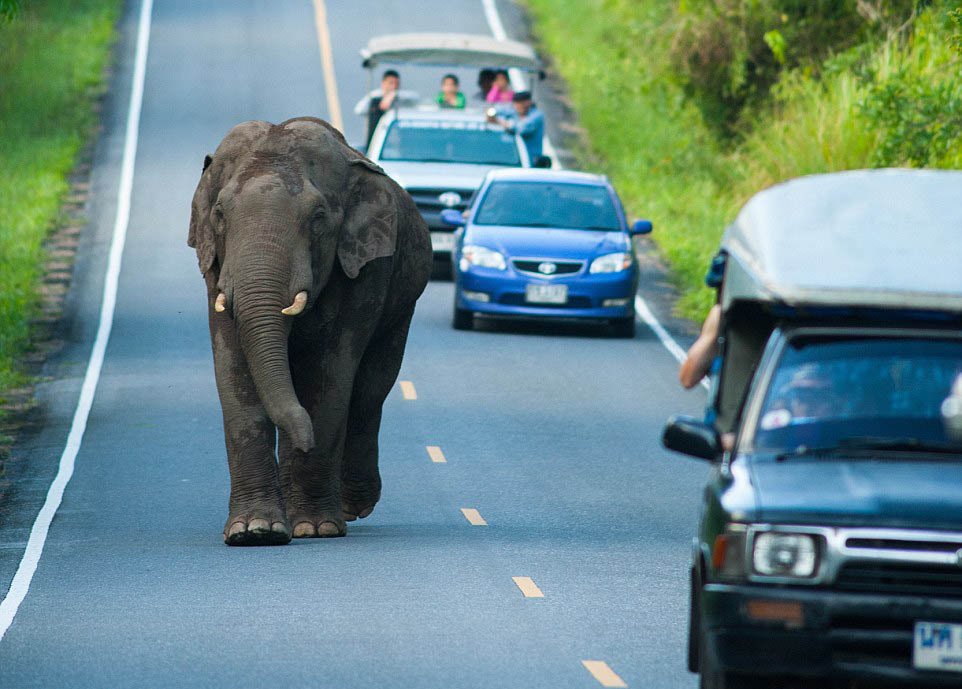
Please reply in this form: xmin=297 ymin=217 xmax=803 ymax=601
xmin=377 ymin=161 xmax=515 ymax=192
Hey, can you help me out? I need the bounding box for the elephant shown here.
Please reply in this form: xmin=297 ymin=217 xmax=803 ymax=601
xmin=188 ymin=117 xmax=431 ymax=546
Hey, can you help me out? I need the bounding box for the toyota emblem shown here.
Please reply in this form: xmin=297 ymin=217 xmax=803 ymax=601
xmin=538 ymin=262 xmax=558 ymax=275
xmin=438 ymin=191 xmax=462 ymax=208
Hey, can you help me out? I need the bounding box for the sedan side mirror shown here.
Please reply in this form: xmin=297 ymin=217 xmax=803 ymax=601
xmin=662 ymin=415 xmax=721 ymax=461
xmin=440 ymin=209 xmax=465 ymax=227
xmin=533 ymin=155 xmax=552 ymax=169
xmin=631 ymin=219 xmax=653 ymax=236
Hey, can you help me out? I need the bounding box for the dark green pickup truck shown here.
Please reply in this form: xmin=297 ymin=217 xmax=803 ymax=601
xmin=663 ymin=170 xmax=962 ymax=689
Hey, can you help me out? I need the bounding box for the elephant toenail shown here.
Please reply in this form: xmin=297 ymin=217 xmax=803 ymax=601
xmin=271 ymin=522 xmax=289 ymax=535
xmin=317 ymin=521 xmax=343 ymax=537
xmin=358 ymin=507 xmax=374 ymax=519
xmin=247 ymin=518 xmax=270 ymax=534
xmin=292 ymin=522 xmax=316 ymax=538
xmin=343 ymin=512 xmax=357 ymax=522
xmin=227 ymin=522 xmax=247 ymax=538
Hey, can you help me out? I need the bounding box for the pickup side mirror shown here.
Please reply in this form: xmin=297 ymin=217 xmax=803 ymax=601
xmin=440 ymin=208 xmax=465 ymax=227
xmin=631 ymin=219 xmax=653 ymax=236
xmin=662 ymin=415 xmax=721 ymax=461
xmin=533 ymin=155 xmax=552 ymax=169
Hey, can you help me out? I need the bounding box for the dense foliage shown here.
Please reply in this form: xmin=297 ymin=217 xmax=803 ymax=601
xmin=524 ymin=0 xmax=962 ymax=318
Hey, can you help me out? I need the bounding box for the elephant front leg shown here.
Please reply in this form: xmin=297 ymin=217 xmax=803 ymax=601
xmin=280 ymin=340 xmax=359 ymax=538
xmin=211 ymin=311 xmax=291 ymax=546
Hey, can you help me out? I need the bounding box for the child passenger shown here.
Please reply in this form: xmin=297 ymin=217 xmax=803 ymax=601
xmin=436 ymin=74 xmax=466 ymax=109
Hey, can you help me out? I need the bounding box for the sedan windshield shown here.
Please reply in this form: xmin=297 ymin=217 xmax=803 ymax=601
xmin=379 ymin=120 xmax=521 ymax=166
xmin=753 ymin=337 xmax=962 ymax=454
xmin=474 ymin=182 xmax=621 ymax=230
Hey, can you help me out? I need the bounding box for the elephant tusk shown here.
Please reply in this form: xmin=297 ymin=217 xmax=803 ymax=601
xmin=214 ymin=293 xmax=227 ymax=313
xmin=281 ymin=291 xmax=308 ymax=316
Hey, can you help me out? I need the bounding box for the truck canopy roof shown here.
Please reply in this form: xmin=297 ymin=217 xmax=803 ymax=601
xmin=361 ymin=33 xmax=542 ymax=71
xmin=720 ymin=169 xmax=962 ymax=314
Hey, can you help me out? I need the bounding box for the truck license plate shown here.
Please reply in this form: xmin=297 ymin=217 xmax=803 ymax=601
xmin=431 ymin=232 xmax=455 ymax=252
xmin=525 ymin=283 xmax=568 ymax=304
xmin=913 ymin=622 xmax=962 ymax=673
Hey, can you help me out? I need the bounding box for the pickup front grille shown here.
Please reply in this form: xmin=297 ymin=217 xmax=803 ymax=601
xmin=406 ymin=188 xmax=474 ymax=212
xmin=835 ymin=561 xmax=962 ymax=598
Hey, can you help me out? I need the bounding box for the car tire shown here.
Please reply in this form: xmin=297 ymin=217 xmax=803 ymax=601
xmin=452 ymin=306 xmax=474 ymax=331
xmin=611 ymin=316 xmax=636 ymax=338
xmin=688 ymin=567 xmax=701 ymax=673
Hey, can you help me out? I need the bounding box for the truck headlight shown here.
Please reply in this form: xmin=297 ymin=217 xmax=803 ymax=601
xmin=460 ymin=245 xmax=506 ymax=271
xmin=752 ymin=532 xmax=818 ymax=578
xmin=589 ymin=252 xmax=632 ymax=274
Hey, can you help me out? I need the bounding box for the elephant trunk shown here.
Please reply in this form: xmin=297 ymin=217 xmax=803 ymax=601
xmin=233 ymin=259 xmax=314 ymax=453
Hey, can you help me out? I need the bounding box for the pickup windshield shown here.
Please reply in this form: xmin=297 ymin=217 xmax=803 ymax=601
xmin=753 ymin=337 xmax=962 ymax=454
xmin=474 ymin=182 xmax=621 ymax=230
xmin=379 ymin=120 xmax=522 ymax=166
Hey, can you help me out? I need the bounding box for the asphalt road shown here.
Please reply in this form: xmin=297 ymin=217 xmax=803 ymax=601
xmin=0 ymin=1 xmax=708 ymax=687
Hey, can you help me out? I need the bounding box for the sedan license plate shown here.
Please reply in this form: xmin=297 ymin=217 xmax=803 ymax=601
xmin=430 ymin=232 xmax=455 ymax=253
xmin=525 ymin=283 xmax=568 ymax=305
xmin=913 ymin=622 xmax=962 ymax=673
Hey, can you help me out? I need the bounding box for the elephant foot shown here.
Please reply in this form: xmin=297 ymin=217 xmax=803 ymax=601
xmin=340 ymin=480 xmax=380 ymax=522
xmin=223 ymin=509 xmax=292 ymax=547
xmin=288 ymin=511 xmax=346 ymax=538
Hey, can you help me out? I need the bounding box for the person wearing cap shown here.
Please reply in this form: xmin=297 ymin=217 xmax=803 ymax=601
xmin=486 ymin=90 xmax=545 ymax=163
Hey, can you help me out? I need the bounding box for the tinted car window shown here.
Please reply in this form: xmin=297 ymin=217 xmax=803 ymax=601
xmin=474 ymin=182 xmax=620 ymax=230
xmin=379 ymin=120 xmax=521 ymax=166
xmin=753 ymin=337 xmax=962 ymax=452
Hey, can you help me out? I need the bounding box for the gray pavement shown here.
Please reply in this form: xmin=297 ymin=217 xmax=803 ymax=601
xmin=0 ymin=1 xmax=708 ymax=686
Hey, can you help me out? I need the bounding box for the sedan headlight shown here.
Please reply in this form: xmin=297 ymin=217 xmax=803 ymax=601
xmin=589 ymin=252 xmax=632 ymax=274
xmin=460 ymin=245 xmax=506 ymax=271
xmin=752 ymin=532 xmax=818 ymax=578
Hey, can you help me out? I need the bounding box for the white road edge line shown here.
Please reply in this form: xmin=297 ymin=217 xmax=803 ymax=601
xmin=0 ymin=0 xmax=153 ymax=642
xmin=481 ymin=0 xmax=700 ymax=387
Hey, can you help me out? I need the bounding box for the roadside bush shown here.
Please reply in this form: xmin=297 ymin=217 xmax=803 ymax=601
xmin=671 ymin=0 xmax=920 ymax=134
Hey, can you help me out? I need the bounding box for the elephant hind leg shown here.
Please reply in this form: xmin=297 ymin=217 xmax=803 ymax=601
xmin=341 ymin=309 xmax=415 ymax=521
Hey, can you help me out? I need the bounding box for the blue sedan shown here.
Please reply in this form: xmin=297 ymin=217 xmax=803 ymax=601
xmin=443 ymin=169 xmax=652 ymax=337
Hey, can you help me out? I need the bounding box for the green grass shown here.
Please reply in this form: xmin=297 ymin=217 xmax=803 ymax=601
xmin=524 ymin=0 xmax=962 ymax=320
xmin=0 ymin=0 xmax=120 ymax=392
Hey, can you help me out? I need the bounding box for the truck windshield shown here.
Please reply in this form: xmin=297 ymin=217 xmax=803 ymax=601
xmin=753 ymin=337 xmax=962 ymax=454
xmin=379 ymin=120 xmax=521 ymax=166
xmin=474 ymin=182 xmax=621 ymax=230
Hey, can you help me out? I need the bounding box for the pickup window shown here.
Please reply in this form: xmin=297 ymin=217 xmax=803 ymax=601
xmin=379 ymin=120 xmax=521 ymax=166
xmin=753 ymin=337 xmax=962 ymax=453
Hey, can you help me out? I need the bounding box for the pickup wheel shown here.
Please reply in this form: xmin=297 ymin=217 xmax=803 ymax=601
xmin=688 ymin=567 xmax=701 ymax=673
xmin=699 ymin=611 xmax=767 ymax=689
xmin=452 ymin=305 xmax=474 ymax=331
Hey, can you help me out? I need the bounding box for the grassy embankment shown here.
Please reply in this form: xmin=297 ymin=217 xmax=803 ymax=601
xmin=0 ymin=0 xmax=120 ymax=402
xmin=524 ymin=1 xmax=962 ymax=319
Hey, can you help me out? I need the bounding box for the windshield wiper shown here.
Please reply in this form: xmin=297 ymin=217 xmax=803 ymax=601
xmin=775 ymin=437 xmax=962 ymax=461
xmin=836 ymin=436 xmax=962 ymax=454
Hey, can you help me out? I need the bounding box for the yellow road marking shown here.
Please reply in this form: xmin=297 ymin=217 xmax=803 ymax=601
xmin=426 ymin=446 xmax=447 ymax=463
xmin=512 ymin=576 xmax=544 ymax=598
xmin=311 ymin=0 xmax=344 ymax=132
xmin=460 ymin=508 xmax=487 ymax=526
xmin=399 ymin=381 xmax=417 ymax=400
xmin=582 ymin=661 xmax=627 ymax=688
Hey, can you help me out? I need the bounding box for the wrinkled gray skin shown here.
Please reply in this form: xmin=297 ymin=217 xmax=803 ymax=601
xmin=188 ymin=117 xmax=431 ymax=546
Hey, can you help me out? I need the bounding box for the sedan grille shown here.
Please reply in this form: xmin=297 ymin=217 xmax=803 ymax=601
xmin=512 ymin=259 xmax=584 ymax=277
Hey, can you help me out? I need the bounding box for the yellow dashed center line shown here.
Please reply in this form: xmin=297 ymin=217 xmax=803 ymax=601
xmin=426 ymin=446 xmax=447 ymax=463
xmin=582 ymin=661 xmax=627 ymax=688
xmin=512 ymin=576 xmax=544 ymax=598
xmin=460 ymin=508 xmax=487 ymax=526
xmin=399 ymin=380 xmax=417 ymax=400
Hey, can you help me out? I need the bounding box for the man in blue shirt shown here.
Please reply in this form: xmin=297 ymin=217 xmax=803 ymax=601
xmin=486 ymin=90 xmax=545 ymax=164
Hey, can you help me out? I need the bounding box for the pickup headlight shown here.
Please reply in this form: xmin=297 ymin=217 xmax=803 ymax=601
xmin=752 ymin=532 xmax=818 ymax=578
xmin=460 ymin=245 xmax=506 ymax=271
xmin=589 ymin=252 xmax=632 ymax=274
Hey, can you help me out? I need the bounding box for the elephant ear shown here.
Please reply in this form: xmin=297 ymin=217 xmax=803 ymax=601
xmin=338 ymin=158 xmax=397 ymax=279
xmin=187 ymin=154 xmax=217 ymax=277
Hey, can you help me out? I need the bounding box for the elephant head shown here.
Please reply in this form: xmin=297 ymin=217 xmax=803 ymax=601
xmin=188 ymin=117 xmax=397 ymax=453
